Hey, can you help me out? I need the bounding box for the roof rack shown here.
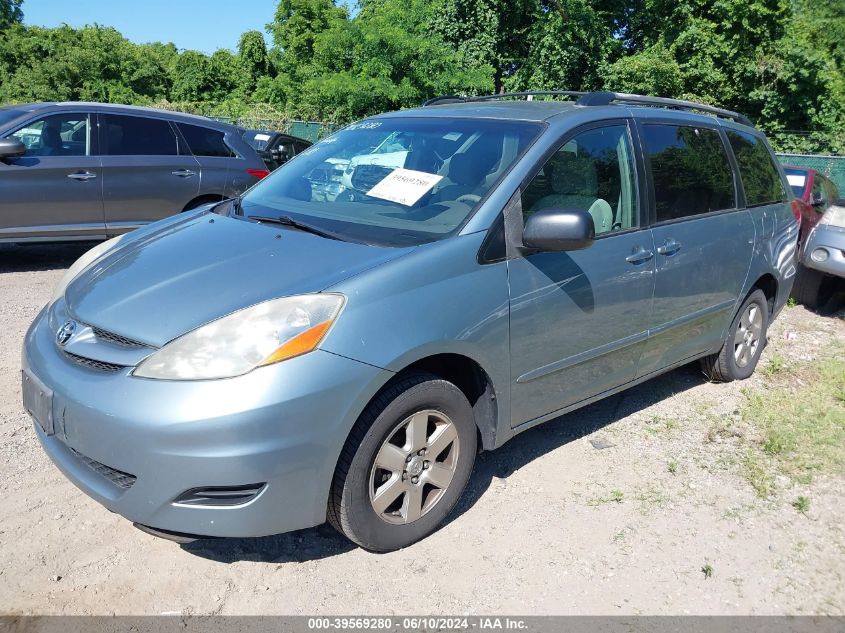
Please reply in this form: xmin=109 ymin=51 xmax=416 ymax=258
xmin=422 ymin=91 xmax=587 ymax=107
xmin=422 ymin=90 xmax=753 ymax=127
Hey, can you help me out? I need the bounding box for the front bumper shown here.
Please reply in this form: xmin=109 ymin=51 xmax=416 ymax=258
xmin=23 ymin=307 xmax=392 ymax=538
xmin=803 ymin=224 xmax=845 ymax=279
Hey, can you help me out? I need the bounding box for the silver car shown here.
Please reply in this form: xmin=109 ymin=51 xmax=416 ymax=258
xmin=22 ymin=92 xmax=799 ymax=552
xmin=0 ymin=102 xmax=269 ymax=243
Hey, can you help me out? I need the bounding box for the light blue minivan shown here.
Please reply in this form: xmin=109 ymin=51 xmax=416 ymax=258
xmin=22 ymin=92 xmax=799 ymax=552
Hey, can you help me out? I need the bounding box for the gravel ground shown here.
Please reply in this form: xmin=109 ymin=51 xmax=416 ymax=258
xmin=0 ymin=242 xmax=843 ymax=616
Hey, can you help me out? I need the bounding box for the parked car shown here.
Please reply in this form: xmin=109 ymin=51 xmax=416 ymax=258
xmin=783 ymin=165 xmax=843 ymax=307
xmin=0 ymin=102 xmax=269 ymax=243
xmin=22 ymin=92 xmax=799 ymax=552
xmin=242 ymin=128 xmax=311 ymax=171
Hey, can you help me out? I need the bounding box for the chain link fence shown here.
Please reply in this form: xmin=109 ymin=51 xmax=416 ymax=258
xmin=776 ymin=153 xmax=845 ymax=195
xmin=151 ymin=101 xmax=341 ymax=143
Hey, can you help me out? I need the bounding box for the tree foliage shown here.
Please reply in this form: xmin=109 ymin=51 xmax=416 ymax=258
xmin=0 ymin=0 xmax=842 ymax=151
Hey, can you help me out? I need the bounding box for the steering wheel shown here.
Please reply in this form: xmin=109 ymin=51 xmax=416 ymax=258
xmin=456 ymin=194 xmax=482 ymax=205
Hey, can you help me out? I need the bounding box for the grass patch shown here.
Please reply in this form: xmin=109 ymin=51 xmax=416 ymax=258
xmin=668 ymin=460 xmax=678 ymax=475
xmin=702 ymin=563 xmax=714 ymax=579
xmin=740 ymin=357 xmax=845 ymax=493
xmin=787 ymin=297 xmax=798 ymax=308
xmin=761 ymin=353 xmax=787 ymax=377
xmin=635 ymin=484 xmax=670 ymax=513
xmin=646 ymin=415 xmax=678 ymax=436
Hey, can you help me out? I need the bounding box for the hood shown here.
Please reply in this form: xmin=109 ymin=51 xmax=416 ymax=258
xmin=65 ymin=212 xmax=412 ymax=347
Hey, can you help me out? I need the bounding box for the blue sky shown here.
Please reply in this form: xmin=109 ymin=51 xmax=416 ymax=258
xmin=22 ymin=0 xmax=284 ymax=53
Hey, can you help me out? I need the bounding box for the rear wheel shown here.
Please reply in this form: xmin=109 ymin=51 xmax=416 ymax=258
xmin=700 ymin=289 xmax=769 ymax=382
xmin=327 ymin=372 xmax=477 ymax=552
xmin=791 ymin=264 xmax=835 ymax=310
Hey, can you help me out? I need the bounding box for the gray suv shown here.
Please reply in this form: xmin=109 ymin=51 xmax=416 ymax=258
xmin=23 ymin=91 xmax=800 ymax=552
xmin=0 ymin=102 xmax=268 ymax=243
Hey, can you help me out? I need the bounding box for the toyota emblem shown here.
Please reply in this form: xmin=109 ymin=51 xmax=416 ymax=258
xmin=56 ymin=320 xmax=77 ymax=346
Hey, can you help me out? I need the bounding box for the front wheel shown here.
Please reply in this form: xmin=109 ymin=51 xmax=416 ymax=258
xmin=327 ymin=372 xmax=477 ymax=552
xmin=700 ymin=289 xmax=769 ymax=382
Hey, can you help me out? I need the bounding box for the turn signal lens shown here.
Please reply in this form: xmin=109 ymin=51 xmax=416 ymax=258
xmin=259 ymin=320 xmax=334 ymax=366
xmin=247 ymin=168 xmax=271 ymax=179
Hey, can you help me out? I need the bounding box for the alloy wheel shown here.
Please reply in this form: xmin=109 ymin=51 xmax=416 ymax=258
xmin=368 ymin=409 xmax=460 ymax=525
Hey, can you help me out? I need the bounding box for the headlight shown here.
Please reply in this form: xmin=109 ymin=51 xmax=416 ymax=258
xmin=819 ymin=205 xmax=845 ymax=228
xmin=133 ymin=294 xmax=345 ymax=380
xmin=50 ymin=235 xmax=125 ymax=305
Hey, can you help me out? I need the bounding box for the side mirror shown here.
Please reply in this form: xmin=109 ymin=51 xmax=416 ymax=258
xmin=0 ymin=138 xmax=25 ymax=159
xmin=811 ymin=191 xmax=825 ymax=208
xmin=522 ymin=207 xmax=595 ymax=252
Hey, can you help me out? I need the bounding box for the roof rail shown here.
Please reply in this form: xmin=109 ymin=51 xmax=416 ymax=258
xmin=422 ymin=90 xmax=753 ymax=127
xmin=577 ymin=91 xmax=753 ymax=127
xmin=422 ymin=91 xmax=587 ymax=106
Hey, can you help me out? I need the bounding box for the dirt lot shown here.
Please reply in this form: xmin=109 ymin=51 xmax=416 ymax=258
xmin=1 ymin=242 xmax=843 ymax=616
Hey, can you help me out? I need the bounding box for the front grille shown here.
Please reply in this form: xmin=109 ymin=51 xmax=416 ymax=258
xmin=91 ymin=326 xmax=145 ymax=348
xmin=63 ymin=351 xmax=125 ymax=373
xmin=70 ymin=448 xmax=137 ymax=489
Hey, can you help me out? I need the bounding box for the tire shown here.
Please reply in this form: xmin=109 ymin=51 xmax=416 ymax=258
xmin=327 ymin=371 xmax=477 ymax=552
xmin=700 ymin=289 xmax=769 ymax=382
xmin=791 ymin=264 xmax=835 ymax=310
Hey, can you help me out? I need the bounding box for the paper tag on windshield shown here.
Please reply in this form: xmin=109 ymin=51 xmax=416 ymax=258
xmin=367 ymin=168 xmax=443 ymax=206
xmin=787 ymin=174 xmax=806 ymax=188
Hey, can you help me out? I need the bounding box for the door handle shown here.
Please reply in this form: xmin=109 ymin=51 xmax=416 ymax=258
xmin=656 ymin=238 xmax=682 ymax=256
xmin=67 ymin=171 xmax=96 ymax=181
xmin=626 ymin=247 xmax=654 ymax=265
xmin=171 ymin=169 xmax=197 ymax=178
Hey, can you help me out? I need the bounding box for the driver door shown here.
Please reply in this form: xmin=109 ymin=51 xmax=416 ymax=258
xmin=508 ymin=121 xmax=656 ymax=427
xmin=0 ymin=111 xmax=105 ymax=240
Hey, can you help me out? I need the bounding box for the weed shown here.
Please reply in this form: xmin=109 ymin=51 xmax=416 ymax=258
xmin=587 ymin=489 xmax=625 ymax=506
xmin=668 ymin=461 xmax=678 ymax=475
xmin=792 ymin=496 xmax=810 ymax=515
xmin=762 ymin=354 xmax=786 ymax=376
xmin=787 ymin=297 xmax=797 ymax=308
xmin=702 ymin=563 xmax=713 ymax=579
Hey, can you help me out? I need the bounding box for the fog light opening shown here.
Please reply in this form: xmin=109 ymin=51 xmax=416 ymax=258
xmin=173 ymin=483 xmax=266 ymax=507
xmin=811 ymin=248 xmax=829 ymax=263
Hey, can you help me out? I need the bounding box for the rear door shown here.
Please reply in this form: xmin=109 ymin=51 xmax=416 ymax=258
xmin=636 ymin=122 xmax=754 ymax=376
xmin=175 ymin=122 xmax=240 ymax=202
xmin=0 ymin=111 xmax=104 ymax=240
xmin=508 ymin=120 xmax=656 ymax=426
xmin=98 ymin=113 xmax=200 ymax=234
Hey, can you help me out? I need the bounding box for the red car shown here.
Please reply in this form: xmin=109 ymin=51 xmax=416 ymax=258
xmin=783 ymin=165 xmax=842 ymax=307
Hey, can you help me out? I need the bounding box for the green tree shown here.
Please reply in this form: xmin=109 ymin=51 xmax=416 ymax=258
xmin=238 ymin=30 xmax=269 ymax=94
xmin=268 ymin=0 xmax=347 ymax=70
xmin=0 ymin=0 xmax=22 ymax=30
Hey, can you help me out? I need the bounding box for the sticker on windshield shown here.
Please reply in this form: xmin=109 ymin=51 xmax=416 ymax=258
xmin=787 ymin=174 xmax=806 ymax=188
xmin=254 ymin=133 xmax=271 ymax=142
xmin=366 ymin=168 xmax=443 ymax=206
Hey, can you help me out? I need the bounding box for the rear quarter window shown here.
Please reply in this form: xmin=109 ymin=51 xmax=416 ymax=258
xmin=726 ymin=130 xmax=787 ymax=206
xmin=643 ymin=124 xmax=736 ymax=222
xmin=178 ymin=123 xmax=236 ymax=158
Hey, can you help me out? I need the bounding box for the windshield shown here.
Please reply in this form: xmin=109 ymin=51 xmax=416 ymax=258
xmin=240 ymin=117 xmax=543 ymax=246
xmin=784 ymin=168 xmax=809 ymax=198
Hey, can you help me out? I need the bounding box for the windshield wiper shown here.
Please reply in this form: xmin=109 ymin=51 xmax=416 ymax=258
xmin=250 ymin=214 xmax=345 ymax=242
